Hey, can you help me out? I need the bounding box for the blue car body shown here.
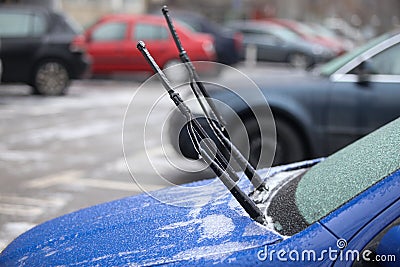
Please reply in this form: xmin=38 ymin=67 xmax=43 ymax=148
xmin=1 ymin=157 xmax=399 ymax=266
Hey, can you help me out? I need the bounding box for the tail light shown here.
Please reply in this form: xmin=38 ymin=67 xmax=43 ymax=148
xmin=70 ymin=34 xmax=86 ymax=53
xmin=234 ymin=32 xmax=243 ymax=51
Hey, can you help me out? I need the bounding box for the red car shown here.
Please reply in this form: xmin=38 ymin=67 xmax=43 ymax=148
xmin=79 ymin=14 xmax=216 ymax=76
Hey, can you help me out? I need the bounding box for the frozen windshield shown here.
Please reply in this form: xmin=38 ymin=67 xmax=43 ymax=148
xmin=268 ymin=118 xmax=400 ymax=236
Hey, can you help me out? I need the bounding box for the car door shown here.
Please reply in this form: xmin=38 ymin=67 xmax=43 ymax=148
xmin=86 ymin=20 xmax=128 ymax=74
xmin=255 ymin=31 xmax=285 ymax=61
xmin=326 ymin=37 xmax=400 ymax=155
xmin=353 ymin=42 xmax=400 ymax=131
xmin=0 ymin=10 xmax=47 ymax=83
xmin=325 ymin=73 xmax=370 ymax=154
xmin=352 ymin=219 xmax=400 ymax=267
xmin=241 ymin=29 xmax=283 ymax=61
xmin=0 ymin=39 xmax=2 ymax=82
xmin=332 ymin=200 xmax=400 ymax=267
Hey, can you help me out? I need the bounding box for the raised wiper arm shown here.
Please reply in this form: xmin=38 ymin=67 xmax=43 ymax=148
xmin=161 ymin=6 xmax=226 ymax=125
xmin=137 ymin=41 xmax=265 ymax=224
xmin=161 ymin=5 xmax=266 ymax=190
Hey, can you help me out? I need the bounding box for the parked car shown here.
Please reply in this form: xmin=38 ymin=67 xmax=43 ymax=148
xmin=324 ymin=17 xmax=365 ymax=46
xmin=227 ymin=20 xmax=335 ymax=69
xmin=0 ymin=39 xmax=2 ymax=83
xmin=0 ymin=5 xmax=90 ymax=95
xmin=307 ymin=23 xmax=355 ymax=52
xmin=265 ymin=18 xmax=347 ymax=56
xmin=171 ymin=10 xmax=243 ymax=66
xmin=1 ymin=117 xmax=399 ymax=266
xmin=81 ymin=14 xmax=216 ymax=78
xmin=0 ymin=59 xmax=2 ymax=83
xmin=169 ymin=29 xmax=400 ymax=167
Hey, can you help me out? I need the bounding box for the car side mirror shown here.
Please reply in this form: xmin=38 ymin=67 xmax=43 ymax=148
xmin=357 ymin=60 xmax=375 ymax=85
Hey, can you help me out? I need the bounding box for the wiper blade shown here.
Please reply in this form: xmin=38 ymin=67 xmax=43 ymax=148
xmin=161 ymin=6 xmax=226 ymax=127
xmin=137 ymin=41 xmax=265 ymax=224
xmin=161 ymin=6 xmax=266 ymax=190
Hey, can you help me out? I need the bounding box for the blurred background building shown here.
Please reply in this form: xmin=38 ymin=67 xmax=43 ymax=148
xmin=1 ymin=0 xmax=399 ymax=37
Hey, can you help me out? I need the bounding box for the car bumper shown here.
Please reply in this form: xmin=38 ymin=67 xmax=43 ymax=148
xmin=70 ymin=52 xmax=91 ymax=79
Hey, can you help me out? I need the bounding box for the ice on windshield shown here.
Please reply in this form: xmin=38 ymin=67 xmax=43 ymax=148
xmin=296 ymin=117 xmax=400 ymax=225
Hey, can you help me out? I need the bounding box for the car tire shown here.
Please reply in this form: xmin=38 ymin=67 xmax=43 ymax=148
xmin=288 ymin=53 xmax=310 ymax=70
xmin=163 ymin=59 xmax=188 ymax=84
xmin=242 ymin=118 xmax=306 ymax=167
xmin=32 ymin=60 xmax=70 ymax=96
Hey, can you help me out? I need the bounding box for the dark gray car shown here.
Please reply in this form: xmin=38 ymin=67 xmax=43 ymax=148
xmin=0 ymin=5 xmax=89 ymax=95
xmin=168 ymin=30 xmax=400 ymax=167
xmin=227 ymin=20 xmax=335 ymax=69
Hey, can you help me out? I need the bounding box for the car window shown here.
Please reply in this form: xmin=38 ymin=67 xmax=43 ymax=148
xmin=267 ymin=118 xmax=400 ymax=236
xmin=92 ymin=21 xmax=127 ymax=41
xmin=367 ymin=43 xmax=400 ymax=75
xmin=176 ymin=18 xmax=200 ymax=32
xmin=295 ymin=22 xmax=318 ymax=37
xmin=133 ymin=23 xmax=168 ymax=40
xmin=32 ymin=14 xmax=46 ymax=36
xmin=175 ymin=19 xmax=197 ymax=32
xmin=319 ymin=33 xmax=389 ymax=76
xmin=0 ymin=12 xmax=46 ymax=37
xmin=268 ymin=25 xmax=301 ymax=41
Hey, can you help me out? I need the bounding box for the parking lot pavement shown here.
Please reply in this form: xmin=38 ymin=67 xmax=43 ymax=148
xmin=0 ymin=63 xmax=292 ymax=250
xmin=0 ymin=78 xmax=216 ymax=250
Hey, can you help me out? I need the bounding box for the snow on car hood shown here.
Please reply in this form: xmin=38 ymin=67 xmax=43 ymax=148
xmin=0 ymin=161 xmax=319 ymax=266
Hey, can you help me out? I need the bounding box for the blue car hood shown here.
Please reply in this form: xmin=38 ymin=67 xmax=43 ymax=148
xmin=0 ymin=162 xmax=320 ymax=266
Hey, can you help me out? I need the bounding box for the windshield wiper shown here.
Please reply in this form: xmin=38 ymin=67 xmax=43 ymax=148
xmin=137 ymin=41 xmax=265 ymax=224
xmin=161 ymin=6 xmax=266 ymax=191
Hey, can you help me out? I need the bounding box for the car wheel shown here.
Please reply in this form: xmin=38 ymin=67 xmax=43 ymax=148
xmin=240 ymin=118 xmax=306 ymax=167
xmin=229 ymin=117 xmax=275 ymax=169
xmin=288 ymin=53 xmax=310 ymax=70
xmin=163 ymin=59 xmax=188 ymax=84
xmin=33 ymin=60 xmax=70 ymax=96
xmin=273 ymin=119 xmax=306 ymax=165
